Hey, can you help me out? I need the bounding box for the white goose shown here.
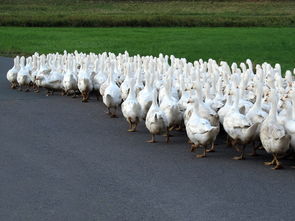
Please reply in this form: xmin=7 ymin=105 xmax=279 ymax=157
xmin=223 ymin=87 xmax=259 ymax=160
xmin=62 ymin=55 xmax=78 ymax=97
xmin=137 ymin=69 xmax=153 ymax=120
xmin=145 ymin=89 xmax=168 ymax=143
xmin=7 ymin=56 xmax=20 ymax=89
xmin=284 ymin=91 xmax=295 ymax=159
xmin=17 ymin=56 xmax=31 ymax=92
xmin=78 ymin=58 xmax=93 ymax=102
xmin=160 ymin=73 xmax=182 ymax=131
xmin=103 ymin=62 xmax=122 ymax=117
xmin=246 ymin=80 xmax=268 ymax=156
xmin=260 ymin=89 xmax=291 ymax=169
xmin=186 ymin=97 xmax=219 ymax=158
xmin=121 ymin=78 xmax=142 ymax=132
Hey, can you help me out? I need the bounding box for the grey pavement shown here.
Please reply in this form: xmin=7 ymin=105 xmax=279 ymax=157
xmin=0 ymin=56 xmax=294 ymax=221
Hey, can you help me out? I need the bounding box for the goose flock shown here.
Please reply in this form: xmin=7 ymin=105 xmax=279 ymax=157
xmin=6 ymin=51 xmax=295 ymax=170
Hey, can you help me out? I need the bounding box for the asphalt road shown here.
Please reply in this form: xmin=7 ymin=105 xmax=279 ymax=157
xmin=0 ymin=56 xmax=294 ymax=221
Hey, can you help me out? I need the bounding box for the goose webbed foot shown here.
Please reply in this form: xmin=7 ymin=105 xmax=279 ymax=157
xmin=128 ymin=122 xmax=136 ymax=132
xmin=272 ymin=164 xmax=283 ymax=170
xmin=175 ymin=125 xmax=182 ymax=131
xmin=146 ymin=134 xmax=156 ymax=143
xmin=206 ymin=143 xmax=216 ymax=153
xmin=233 ymin=145 xmax=246 ymax=160
xmin=233 ymin=155 xmax=245 ymax=160
xmin=168 ymin=126 xmax=175 ymax=131
xmin=106 ymin=108 xmax=112 ymax=115
xmin=264 ymin=159 xmax=276 ymax=166
xmin=110 ymin=114 xmax=118 ymax=118
xmin=11 ymin=83 xmax=17 ymax=89
xmin=196 ymin=146 xmax=206 ymax=158
xmin=272 ymin=154 xmax=283 ymax=170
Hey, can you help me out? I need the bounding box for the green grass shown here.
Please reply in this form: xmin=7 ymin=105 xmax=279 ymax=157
xmin=0 ymin=0 xmax=295 ymax=27
xmin=0 ymin=27 xmax=294 ymax=72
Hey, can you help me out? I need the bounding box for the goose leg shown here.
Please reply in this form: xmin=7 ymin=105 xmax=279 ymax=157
xmin=249 ymin=141 xmax=260 ymax=156
xmin=34 ymin=86 xmax=40 ymax=93
xmin=72 ymin=91 xmax=78 ymax=98
xmin=106 ymin=108 xmax=112 ymax=115
xmin=146 ymin=134 xmax=156 ymax=143
xmin=165 ymin=128 xmax=170 ymax=143
xmin=82 ymin=91 xmax=88 ymax=102
xmin=25 ymin=85 xmax=30 ymax=92
xmin=127 ymin=118 xmax=132 ymax=132
xmin=206 ymin=142 xmax=216 ymax=153
xmin=233 ymin=144 xmax=246 ymax=160
xmin=127 ymin=119 xmax=136 ymax=132
xmin=110 ymin=107 xmax=118 ymax=118
xmin=190 ymin=144 xmax=198 ymax=152
xmin=272 ymin=154 xmax=283 ymax=170
xmin=196 ymin=145 xmax=206 ymax=158
xmin=18 ymin=85 xmax=23 ymax=91
xmin=187 ymin=139 xmax=193 ymax=144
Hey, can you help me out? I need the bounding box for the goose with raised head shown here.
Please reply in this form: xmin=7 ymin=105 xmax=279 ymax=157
xmin=160 ymin=72 xmax=182 ymax=132
xmin=120 ymin=63 xmax=133 ymax=101
xmin=99 ymin=59 xmax=112 ymax=97
xmin=46 ymin=55 xmax=64 ymax=95
xmin=218 ymin=85 xmax=232 ymax=125
xmin=7 ymin=56 xmax=20 ymax=89
xmin=186 ymin=97 xmax=219 ymax=158
xmin=17 ymin=56 xmax=31 ymax=92
xmin=223 ymin=87 xmax=259 ymax=160
xmin=35 ymin=54 xmax=50 ymax=93
xmin=137 ymin=68 xmax=153 ymax=120
xmin=145 ymin=89 xmax=168 ymax=143
xmin=121 ymin=78 xmax=142 ymax=132
xmin=78 ymin=58 xmax=93 ymax=102
xmin=284 ymin=91 xmax=295 ymax=162
xmin=103 ymin=62 xmax=122 ymax=117
xmin=194 ymin=84 xmax=220 ymax=152
xmin=246 ymin=80 xmax=268 ymax=156
xmin=62 ymin=55 xmax=78 ymax=97
xmin=260 ymin=89 xmax=291 ymax=169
